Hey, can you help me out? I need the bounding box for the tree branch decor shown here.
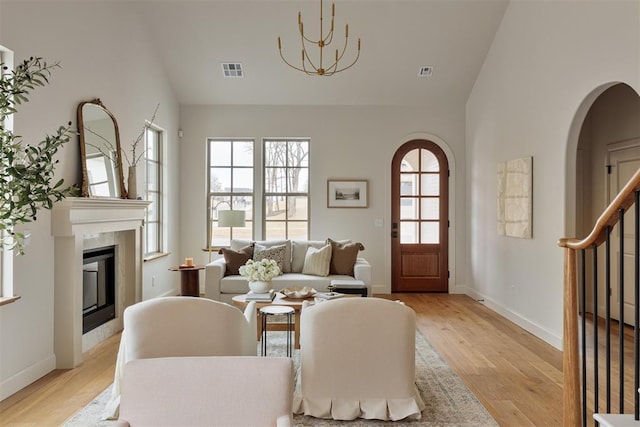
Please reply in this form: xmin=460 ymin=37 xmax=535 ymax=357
xmin=0 ymin=57 xmax=77 ymax=254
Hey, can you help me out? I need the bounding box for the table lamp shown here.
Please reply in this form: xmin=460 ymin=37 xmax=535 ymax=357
xmin=209 ymin=203 xmax=246 ymax=262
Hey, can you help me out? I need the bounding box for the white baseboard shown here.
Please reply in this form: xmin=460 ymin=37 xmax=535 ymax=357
xmin=0 ymin=353 xmax=56 ymax=401
xmin=462 ymin=287 xmax=563 ymax=350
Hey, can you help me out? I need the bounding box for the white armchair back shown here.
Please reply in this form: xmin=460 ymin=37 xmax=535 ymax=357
xmin=103 ymin=296 xmax=257 ymax=420
xmin=123 ymin=296 xmax=256 ymax=359
xmin=295 ymin=297 xmax=425 ymax=421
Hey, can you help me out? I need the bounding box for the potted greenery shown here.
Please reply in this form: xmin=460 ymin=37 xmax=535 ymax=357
xmin=0 ymin=56 xmax=77 ymax=254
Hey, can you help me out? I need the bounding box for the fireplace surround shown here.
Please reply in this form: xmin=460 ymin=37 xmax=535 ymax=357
xmin=82 ymin=245 xmax=116 ymax=334
xmin=51 ymin=197 xmax=149 ymax=368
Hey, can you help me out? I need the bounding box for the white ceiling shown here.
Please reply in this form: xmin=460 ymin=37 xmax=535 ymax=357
xmin=133 ymin=0 xmax=509 ymax=107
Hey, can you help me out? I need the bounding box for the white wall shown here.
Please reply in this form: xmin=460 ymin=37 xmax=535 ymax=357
xmin=0 ymin=1 xmax=181 ymax=400
xmin=179 ymin=105 xmax=468 ymax=294
xmin=466 ymin=0 xmax=640 ymax=349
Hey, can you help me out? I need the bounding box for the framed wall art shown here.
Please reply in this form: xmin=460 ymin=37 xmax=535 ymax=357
xmin=497 ymin=156 xmax=532 ymax=239
xmin=327 ymin=180 xmax=368 ymax=208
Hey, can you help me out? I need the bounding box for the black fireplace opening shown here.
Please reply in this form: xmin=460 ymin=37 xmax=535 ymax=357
xmin=83 ymin=245 xmax=116 ymax=334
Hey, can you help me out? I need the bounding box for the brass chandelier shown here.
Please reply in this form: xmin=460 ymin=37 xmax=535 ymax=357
xmin=277 ymin=0 xmax=361 ymax=76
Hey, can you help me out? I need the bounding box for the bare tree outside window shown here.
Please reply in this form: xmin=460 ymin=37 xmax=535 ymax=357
xmin=264 ymin=139 xmax=309 ymax=240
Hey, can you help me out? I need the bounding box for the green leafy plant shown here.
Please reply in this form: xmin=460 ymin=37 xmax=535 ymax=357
xmin=0 ymin=56 xmax=77 ymax=254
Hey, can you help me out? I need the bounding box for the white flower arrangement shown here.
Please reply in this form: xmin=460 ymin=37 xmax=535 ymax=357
xmin=239 ymin=259 xmax=281 ymax=282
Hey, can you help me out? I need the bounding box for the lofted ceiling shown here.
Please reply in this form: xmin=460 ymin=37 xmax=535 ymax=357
xmin=16 ymin=0 xmax=508 ymax=108
xmin=131 ymin=0 xmax=509 ymax=108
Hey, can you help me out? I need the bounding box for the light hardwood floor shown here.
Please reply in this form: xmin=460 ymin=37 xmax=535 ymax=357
xmin=0 ymin=294 xmax=563 ymax=426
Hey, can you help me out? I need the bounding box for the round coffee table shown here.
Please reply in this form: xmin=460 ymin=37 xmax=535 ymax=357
xmin=232 ymin=293 xmax=312 ymax=349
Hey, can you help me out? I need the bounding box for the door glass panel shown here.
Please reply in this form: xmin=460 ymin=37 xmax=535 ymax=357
xmin=421 ymin=150 xmax=439 ymax=172
xmin=421 ymin=174 xmax=439 ymax=196
xmin=400 ymin=221 xmax=418 ymax=243
xmin=421 ymin=222 xmax=439 ymax=244
xmin=401 ymin=174 xmax=417 ymax=196
xmin=400 ymin=197 xmax=418 ymax=220
xmin=402 ymin=149 xmax=419 ymax=172
xmin=400 ymin=159 xmax=413 ymax=172
xmin=421 ymin=198 xmax=439 ymax=220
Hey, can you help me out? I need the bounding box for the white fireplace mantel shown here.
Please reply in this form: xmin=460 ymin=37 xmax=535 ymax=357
xmin=51 ymin=197 xmax=150 ymax=368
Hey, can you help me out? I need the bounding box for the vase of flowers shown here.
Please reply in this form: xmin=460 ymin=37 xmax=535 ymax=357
xmin=239 ymin=259 xmax=281 ymax=293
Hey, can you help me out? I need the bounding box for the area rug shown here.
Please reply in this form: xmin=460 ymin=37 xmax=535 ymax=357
xmin=64 ymin=330 xmax=497 ymax=426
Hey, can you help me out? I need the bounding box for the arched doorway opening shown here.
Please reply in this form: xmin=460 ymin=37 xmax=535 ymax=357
xmin=391 ymin=139 xmax=449 ymax=292
xmin=573 ymin=83 xmax=640 ymax=324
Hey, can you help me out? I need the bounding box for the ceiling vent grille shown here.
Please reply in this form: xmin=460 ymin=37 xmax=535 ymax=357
xmin=418 ymin=66 xmax=433 ymax=77
xmin=221 ymin=63 xmax=244 ymax=78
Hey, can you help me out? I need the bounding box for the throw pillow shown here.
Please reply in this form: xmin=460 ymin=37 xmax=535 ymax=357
xmin=253 ymin=243 xmax=286 ymax=273
xmin=219 ymin=244 xmax=254 ymax=276
xmin=327 ymin=238 xmax=365 ymax=276
xmin=302 ymin=244 xmax=332 ymax=277
xmin=232 ymin=239 xmax=292 ymax=273
xmin=291 ymin=240 xmax=326 ymax=273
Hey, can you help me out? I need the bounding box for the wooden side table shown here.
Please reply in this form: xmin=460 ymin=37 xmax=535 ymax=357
xmin=169 ymin=265 xmax=205 ymax=297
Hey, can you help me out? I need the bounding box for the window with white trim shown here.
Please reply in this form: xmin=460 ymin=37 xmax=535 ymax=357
xmin=0 ymin=45 xmax=14 ymax=302
xmin=263 ymin=138 xmax=309 ymax=240
xmin=207 ymin=139 xmax=254 ymax=248
xmin=144 ymin=125 xmax=164 ymax=257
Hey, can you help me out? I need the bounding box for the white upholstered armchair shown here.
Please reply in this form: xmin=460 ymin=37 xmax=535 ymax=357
xmin=116 ymin=356 xmax=294 ymax=427
xmin=104 ymin=296 xmax=257 ymax=419
xmin=294 ymin=297 xmax=425 ymax=421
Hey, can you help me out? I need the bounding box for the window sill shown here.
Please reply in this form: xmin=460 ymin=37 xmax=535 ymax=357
xmin=144 ymin=252 xmax=170 ymax=262
xmin=0 ymin=295 xmax=21 ymax=307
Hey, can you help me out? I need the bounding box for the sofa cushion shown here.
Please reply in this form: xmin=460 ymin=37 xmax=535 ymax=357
xmin=232 ymin=239 xmax=292 ymax=273
xmin=219 ymin=244 xmax=254 ymax=276
xmin=291 ymin=240 xmax=326 ymax=273
xmin=302 ymin=244 xmax=332 ymax=277
xmin=327 ymin=238 xmax=365 ymax=276
xmin=253 ymin=244 xmax=287 ymax=273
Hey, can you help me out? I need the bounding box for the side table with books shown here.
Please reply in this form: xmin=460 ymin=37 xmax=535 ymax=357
xmin=231 ymin=292 xmax=311 ymax=349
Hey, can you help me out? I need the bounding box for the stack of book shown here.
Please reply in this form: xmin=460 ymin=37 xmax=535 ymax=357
xmin=314 ymin=291 xmax=345 ymax=302
xmin=245 ymin=289 xmax=276 ymax=302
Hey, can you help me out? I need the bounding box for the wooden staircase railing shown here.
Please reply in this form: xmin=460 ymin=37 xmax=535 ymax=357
xmin=559 ymin=166 xmax=640 ymax=426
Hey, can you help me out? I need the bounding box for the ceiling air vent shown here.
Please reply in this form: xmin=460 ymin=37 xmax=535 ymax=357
xmin=418 ymin=66 xmax=433 ymax=77
xmin=221 ymin=63 xmax=244 ymax=78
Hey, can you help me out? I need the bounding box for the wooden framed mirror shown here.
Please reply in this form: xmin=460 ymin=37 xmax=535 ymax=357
xmin=77 ymin=99 xmax=126 ymax=198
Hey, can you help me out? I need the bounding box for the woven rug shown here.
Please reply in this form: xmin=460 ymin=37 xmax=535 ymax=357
xmin=64 ymin=329 xmax=497 ymax=426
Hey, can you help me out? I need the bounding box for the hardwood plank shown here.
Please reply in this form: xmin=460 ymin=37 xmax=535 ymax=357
xmin=0 ymin=294 xmax=564 ymax=425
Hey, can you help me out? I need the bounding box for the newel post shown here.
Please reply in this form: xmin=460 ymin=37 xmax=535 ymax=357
xmin=561 ymin=242 xmax=581 ymax=426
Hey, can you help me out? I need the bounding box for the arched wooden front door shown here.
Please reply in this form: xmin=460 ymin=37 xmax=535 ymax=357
xmin=391 ymin=140 xmax=449 ymax=292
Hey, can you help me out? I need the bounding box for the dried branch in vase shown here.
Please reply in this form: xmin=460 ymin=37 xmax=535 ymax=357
xmin=122 ymin=103 xmax=160 ymax=167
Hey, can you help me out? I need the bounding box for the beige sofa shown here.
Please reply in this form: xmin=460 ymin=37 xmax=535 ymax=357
xmin=205 ymin=239 xmax=372 ymax=304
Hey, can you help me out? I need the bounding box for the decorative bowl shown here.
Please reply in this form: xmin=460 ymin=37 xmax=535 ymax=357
xmin=281 ymin=286 xmax=317 ymax=299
